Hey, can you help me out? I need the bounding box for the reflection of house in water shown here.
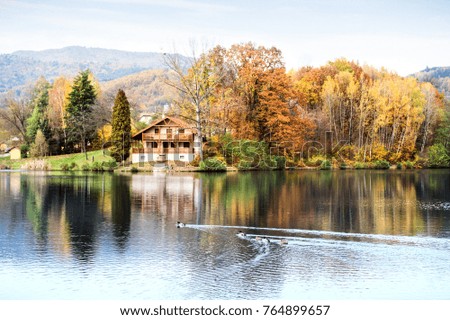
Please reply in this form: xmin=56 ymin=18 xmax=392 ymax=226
xmin=130 ymin=173 xmax=201 ymax=221
xmin=0 ymin=172 xmax=21 ymax=198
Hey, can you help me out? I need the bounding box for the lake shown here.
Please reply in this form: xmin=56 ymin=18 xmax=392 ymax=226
xmin=0 ymin=170 xmax=449 ymax=299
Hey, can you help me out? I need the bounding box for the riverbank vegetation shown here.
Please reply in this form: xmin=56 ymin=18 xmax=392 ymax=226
xmin=0 ymin=150 xmax=116 ymax=171
xmin=1 ymin=42 xmax=449 ymax=170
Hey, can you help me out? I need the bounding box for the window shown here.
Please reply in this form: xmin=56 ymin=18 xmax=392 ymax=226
xmin=183 ymin=142 xmax=190 ymax=148
xmin=152 ymin=142 xmax=158 ymax=148
xmin=163 ymin=142 xmax=169 ymax=148
xmin=155 ymin=128 xmax=159 ymax=134
xmin=170 ymin=142 xmax=175 ymax=148
xmin=178 ymin=129 xmax=185 ymax=134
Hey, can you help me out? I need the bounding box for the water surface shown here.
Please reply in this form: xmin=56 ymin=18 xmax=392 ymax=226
xmin=0 ymin=170 xmax=449 ymax=299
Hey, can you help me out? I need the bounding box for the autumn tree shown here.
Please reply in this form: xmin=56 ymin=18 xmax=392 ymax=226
xmin=164 ymin=47 xmax=223 ymax=161
xmin=110 ymin=89 xmax=131 ymax=163
xmin=221 ymin=43 xmax=316 ymax=152
xmin=48 ymin=76 xmax=72 ymax=153
xmin=434 ymin=100 xmax=450 ymax=153
xmin=0 ymin=94 xmax=33 ymax=144
xmin=65 ymin=70 xmax=97 ymax=158
xmin=292 ymin=65 xmax=338 ymax=111
xmin=417 ymin=82 xmax=444 ymax=153
xmin=290 ymin=59 xmax=447 ymax=162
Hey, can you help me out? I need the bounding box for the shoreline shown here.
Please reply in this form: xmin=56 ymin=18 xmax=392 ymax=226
xmin=1 ymin=165 xmax=450 ymax=174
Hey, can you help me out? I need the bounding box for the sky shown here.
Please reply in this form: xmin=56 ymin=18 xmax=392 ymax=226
xmin=0 ymin=0 xmax=449 ymax=76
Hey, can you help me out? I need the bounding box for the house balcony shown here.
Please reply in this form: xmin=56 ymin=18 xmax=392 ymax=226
xmin=142 ymin=133 xmax=193 ymax=141
xmin=132 ymin=147 xmax=194 ymax=154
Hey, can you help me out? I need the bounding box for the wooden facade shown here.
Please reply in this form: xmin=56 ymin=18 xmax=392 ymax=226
xmin=131 ymin=117 xmax=198 ymax=163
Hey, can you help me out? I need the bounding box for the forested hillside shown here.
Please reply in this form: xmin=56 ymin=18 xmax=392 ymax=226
xmin=413 ymin=67 xmax=450 ymax=99
xmin=101 ymin=69 xmax=178 ymax=112
xmin=0 ymin=46 xmax=187 ymax=95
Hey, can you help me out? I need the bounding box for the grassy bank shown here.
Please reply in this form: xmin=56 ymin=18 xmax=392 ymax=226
xmin=0 ymin=150 xmax=116 ymax=171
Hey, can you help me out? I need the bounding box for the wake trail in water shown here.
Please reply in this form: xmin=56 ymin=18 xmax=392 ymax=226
xmin=179 ymin=224 xmax=256 ymax=251
xmin=186 ymin=224 xmax=450 ymax=249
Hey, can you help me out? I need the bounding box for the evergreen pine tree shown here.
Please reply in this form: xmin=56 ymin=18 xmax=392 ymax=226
xmin=65 ymin=70 xmax=97 ymax=158
xmin=110 ymin=89 xmax=131 ymax=163
xmin=30 ymin=129 xmax=49 ymax=158
xmin=27 ymin=79 xmax=51 ymax=144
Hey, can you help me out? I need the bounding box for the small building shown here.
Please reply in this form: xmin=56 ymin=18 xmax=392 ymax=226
xmin=138 ymin=113 xmax=155 ymax=124
xmin=9 ymin=147 xmax=21 ymax=160
xmin=131 ymin=116 xmax=199 ymax=163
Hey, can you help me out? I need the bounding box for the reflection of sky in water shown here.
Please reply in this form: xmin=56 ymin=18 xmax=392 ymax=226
xmin=0 ymin=171 xmax=449 ymax=299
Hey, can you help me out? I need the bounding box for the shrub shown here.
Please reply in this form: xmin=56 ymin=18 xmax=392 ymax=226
xmin=305 ymin=155 xmax=326 ymax=167
xmin=21 ymin=159 xmax=50 ymax=170
xmin=396 ymin=163 xmax=402 ymax=170
xmin=81 ymin=163 xmax=90 ymax=171
xmin=354 ymin=162 xmax=367 ymax=169
xmin=237 ymin=160 xmax=253 ymax=170
xmin=273 ymin=156 xmax=286 ymax=169
xmin=190 ymin=154 xmax=201 ymax=167
xmin=320 ymin=159 xmax=332 ymax=170
xmin=91 ymin=161 xmax=103 ymax=171
xmin=428 ymin=143 xmax=450 ymax=168
xmin=373 ymin=159 xmax=390 ymax=169
xmin=296 ymin=159 xmax=306 ymax=168
xmin=69 ymin=162 xmax=78 ymax=170
xmin=130 ymin=166 xmax=139 ymax=173
xmin=339 ymin=162 xmax=349 ymax=170
xmin=61 ymin=162 xmax=78 ymax=171
xmin=20 ymin=144 xmax=29 ymax=158
xmin=403 ymin=160 xmax=414 ymax=169
xmin=370 ymin=142 xmax=388 ymax=161
xmin=337 ymin=145 xmax=358 ymax=161
xmin=102 ymin=160 xmax=117 ymax=171
xmin=413 ymin=156 xmax=427 ymax=169
xmin=199 ymin=157 xmax=227 ymax=171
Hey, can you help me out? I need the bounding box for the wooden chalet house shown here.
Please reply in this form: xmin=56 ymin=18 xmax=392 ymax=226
xmin=131 ymin=117 xmax=199 ymax=163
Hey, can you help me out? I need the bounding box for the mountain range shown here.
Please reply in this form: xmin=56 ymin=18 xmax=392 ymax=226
xmin=0 ymin=46 xmax=187 ymax=96
xmin=412 ymin=67 xmax=450 ymax=99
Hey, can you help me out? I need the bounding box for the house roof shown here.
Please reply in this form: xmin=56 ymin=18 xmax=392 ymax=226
xmin=132 ymin=116 xmax=196 ymax=139
xmin=5 ymin=146 xmax=19 ymax=153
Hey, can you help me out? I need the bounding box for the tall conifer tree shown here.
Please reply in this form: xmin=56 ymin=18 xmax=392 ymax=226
xmin=111 ymin=89 xmax=131 ymax=163
xmin=65 ymin=70 xmax=96 ymax=158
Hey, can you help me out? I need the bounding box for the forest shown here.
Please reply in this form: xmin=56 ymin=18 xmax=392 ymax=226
xmin=1 ymin=42 xmax=449 ymax=169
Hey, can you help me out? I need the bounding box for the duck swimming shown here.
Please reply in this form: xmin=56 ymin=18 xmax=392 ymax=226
xmin=236 ymin=231 xmax=247 ymax=238
xmin=176 ymin=221 xmax=185 ymax=228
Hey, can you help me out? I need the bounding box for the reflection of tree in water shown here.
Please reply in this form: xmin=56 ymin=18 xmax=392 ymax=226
xmin=199 ymin=171 xmax=287 ymax=227
xmin=16 ymin=173 xmax=133 ymax=262
xmin=18 ymin=174 xmax=101 ymax=260
xmin=111 ymin=175 xmax=131 ymax=250
xmin=198 ymin=170 xmax=445 ymax=236
xmin=21 ymin=174 xmax=51 ymax=247
xmin=62 ymin=176 xmax=101 ymax=262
